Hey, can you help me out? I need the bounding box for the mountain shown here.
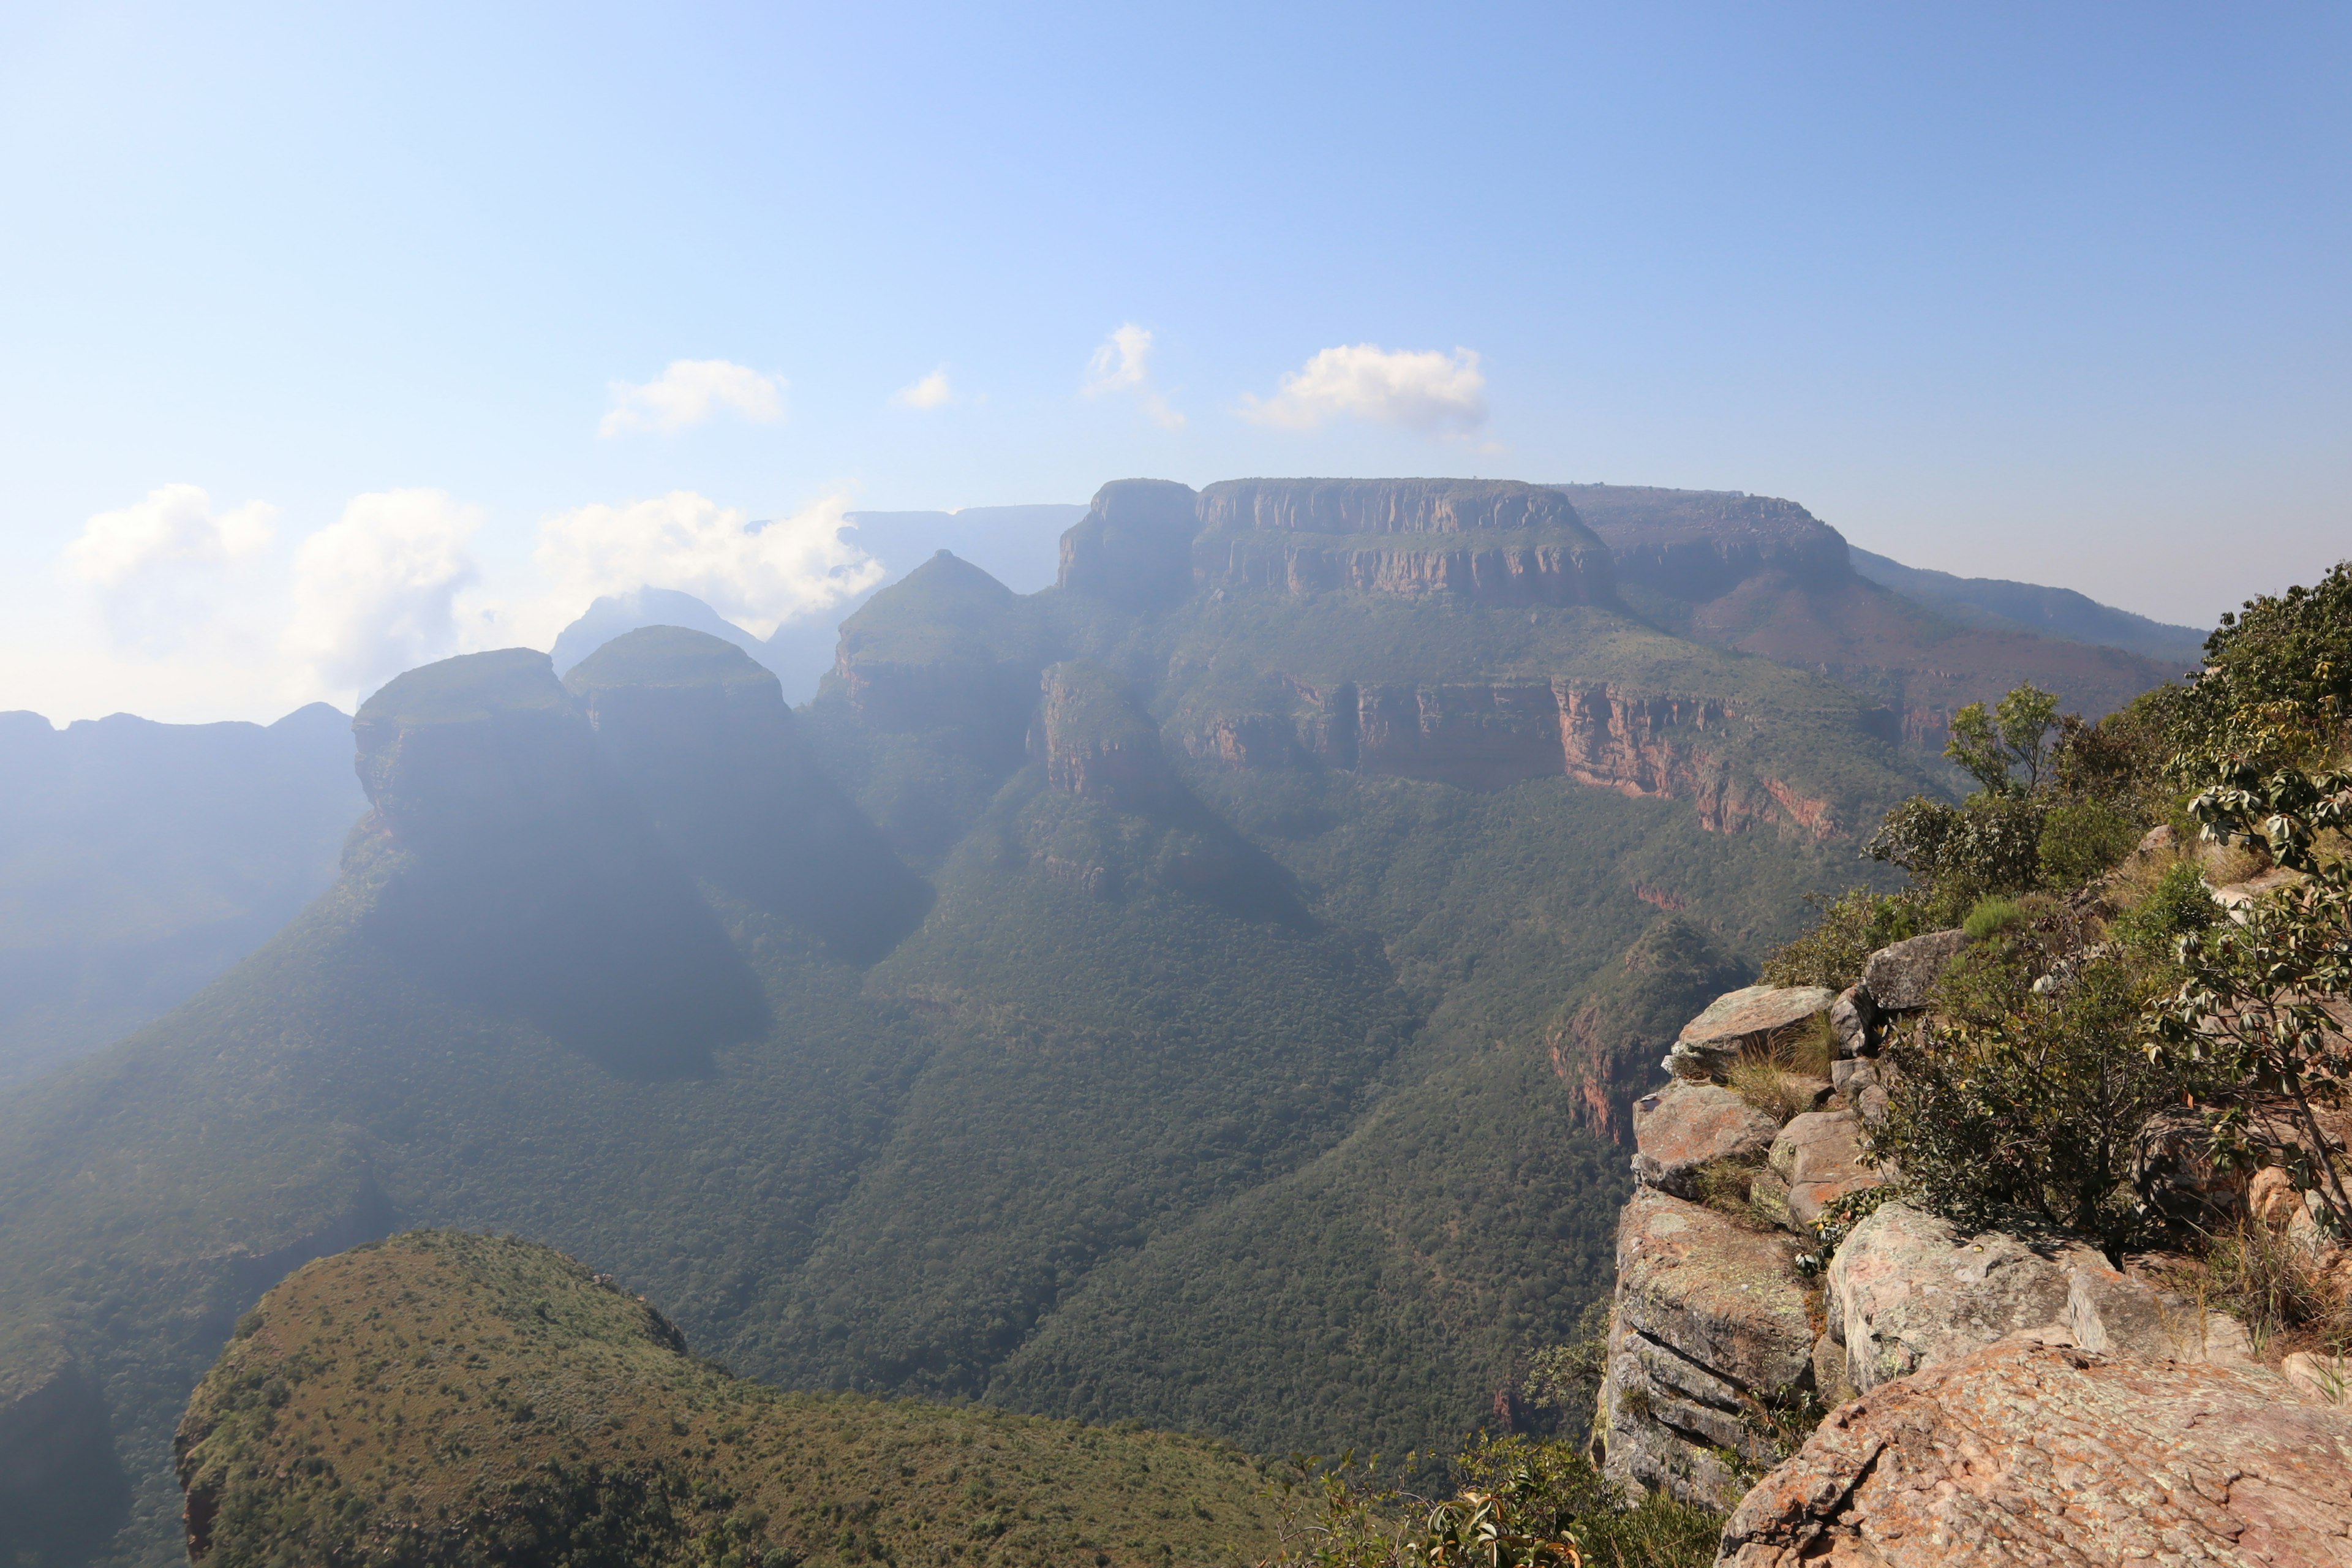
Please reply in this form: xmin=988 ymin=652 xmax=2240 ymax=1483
xmin=1558 ymin=484 xmax=2179 ymax=748
xmin=173 ymin=1231 xmax=1275 ymax=1568
xmin=1844 ymin=544 xmax=2207 ymax=666
xmin=0 ymin=703 xmax=363 ymax=1086
xmin=548 ymin=585 xmax=772 ymax=676
xmin=0 ymin=476 xmax=2175 ymax=1566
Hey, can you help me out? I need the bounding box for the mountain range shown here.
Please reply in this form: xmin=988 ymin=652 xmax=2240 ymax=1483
xmin=0 ymin=477 xmax=2185 ymax=1567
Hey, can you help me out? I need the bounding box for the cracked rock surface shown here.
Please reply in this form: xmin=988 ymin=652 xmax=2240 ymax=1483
xmin=1717 ymin=1338 xmax=2352 ymax=1567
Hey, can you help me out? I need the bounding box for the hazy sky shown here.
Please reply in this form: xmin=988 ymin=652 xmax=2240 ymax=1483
xmin=3 ymin=2 xmax=2345 ymax=722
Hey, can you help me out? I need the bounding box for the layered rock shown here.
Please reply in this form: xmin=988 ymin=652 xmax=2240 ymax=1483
xmin=1546 ymin=920 xmax=1754 ymax=1145
xmin=1668 ymin=986 xmax=1835 ymax=1079
xmin=1602 ymin=1189 xmax=1816 ymax=1509
xmin=1719 ymin=1338 xmax=2352 ymax=1567
xmin=1057 ymin=478 xmax=1201 ymax=608
xmin=1765 ymin=1112 xmax=1877 ymax=1230
xmin=1191 ymin=478 xmax=1615 ymax=609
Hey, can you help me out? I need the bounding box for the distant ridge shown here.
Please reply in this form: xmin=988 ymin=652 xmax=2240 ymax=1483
xmin=1845 ymin=545 xmax=2205 ymax=667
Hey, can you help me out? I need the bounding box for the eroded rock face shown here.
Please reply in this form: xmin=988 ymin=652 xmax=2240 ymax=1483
xmin=1632 ymin=1082 xmax=1780 ymax=1199
xmin=1057 ymin=478 xmax=1201 ymax=607
xmin=1717 ymin=1339 xmax=2352 ymax=1567
xmin=1857 ymin=930 xmax=1967 ymax=1012
xmin=1668 ymin=986 xmax=1834 ymax=1079
xmin=1766 ymin=1112 xmax=1880 ymax=1229
xmin=1602 ymin=1190 xmax=1815 ymax=1509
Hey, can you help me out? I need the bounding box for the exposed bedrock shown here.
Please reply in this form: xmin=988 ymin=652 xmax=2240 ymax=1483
xmin=1717 ymin=1339 xmax=2352 ymax=1567
xmin=1631 ymin=1082 xmax=1780 ymax=1200
xmin=1199 ymin=477 xmax=1597 ymax=537
xmin=1057 ymin=478 xmax=1202 ymax=608
xmin=1602 ymin=1189 xmax=1817 ymax=1509
xmin=1182 ymin=677 xmax=1840 ymax=835
xmin=1196 ymin=537 xmax=1613 ymax=607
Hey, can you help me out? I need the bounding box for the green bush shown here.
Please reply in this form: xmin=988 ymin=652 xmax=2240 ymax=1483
xmin=1866 ymin=794 xmax=2047 ymax=919
xmin=1867 ymin=918 xmax=2222 ymax=1250
xmin=1961 ymin=896 xmax=2028 ymax=941
xmin=2037 ymin=797 xmax=2143 ymax=887
xmin=2110 ymin=861 xmax=2220 ymax=954
xmin=1758 ymin=888 xmax=1926 ymax=991
xmin=1263 ymin=1435 xmax=1721 ymax=1568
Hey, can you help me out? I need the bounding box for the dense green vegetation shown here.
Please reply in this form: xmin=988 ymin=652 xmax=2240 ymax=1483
xmin=10 ymin=480 xmax=2177 ymax=1567
xmin=178 ymin=1232 xmax=1280 ymax=1568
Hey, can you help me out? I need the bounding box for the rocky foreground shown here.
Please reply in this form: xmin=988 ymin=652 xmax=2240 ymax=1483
xmin=1596 ymin=927 xmax=2352 ymax=1565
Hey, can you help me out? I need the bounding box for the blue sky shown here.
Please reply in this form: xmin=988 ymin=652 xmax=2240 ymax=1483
xmin=2 ymin=2 xmax=2345 ymax=720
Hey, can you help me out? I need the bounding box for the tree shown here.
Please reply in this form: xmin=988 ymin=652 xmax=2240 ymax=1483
xmin=1945 ymin=684 xmax=2061 ymax=797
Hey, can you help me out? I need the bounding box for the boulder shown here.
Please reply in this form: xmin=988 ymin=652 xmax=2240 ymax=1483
xmin=1632 ymin=1082 xmax=1780 ymax=1199
xmin=1827 ymin=1201 xmax=2103 ymax=1393
xmin=1602 ymin=1189 xmax=1815 ymax=1509
xmin=1856 ymin=929 xmax=1967 ymax=1013
xmin=1766 ymin=1111 xmax=1881 ymax=1230
xmin=1828 ymin=1201 xmax=2258 ymax=1394
xmin=1718 ymin=1340 xmax=2352 ymax=1567
xmin=1667 ymin=985 xmax=1833 ymax=1079
xmin=1828 ymin=986 xmax=1874 ymax=1060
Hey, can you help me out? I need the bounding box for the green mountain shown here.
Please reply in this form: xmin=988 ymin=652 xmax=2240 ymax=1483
xmin=1844 ymin=543 xmax=2206 ymax=667
xmin=0 ymin=703 xmax=363 ymax=1087
xmin=0 ymin=476 xmax=2167 ymax=1567
xmin=176 ymin=1230 xmax=1275 ymax=1568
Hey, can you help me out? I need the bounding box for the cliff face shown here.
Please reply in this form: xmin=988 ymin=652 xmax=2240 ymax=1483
xmin=1191 ymin=478 xmax=1616 ymax=609
xmin=1180 ymin=677 xmax=1841 ymax=836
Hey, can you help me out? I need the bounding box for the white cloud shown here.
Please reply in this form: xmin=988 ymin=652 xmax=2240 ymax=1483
xmin=892 ymin=366 xmax=955 ymax=410
xmin=599 ymin=359 xmax=788 ymax=437
xmin=66 ymin=483 xmax=276 ymax=587
xmin=64 ymin=484 xmax=280 ymax=652
xmin=1082 ymin=323 xmax=1185 ymax=430
xmin=282 ymin=490 xmax=482 ymax=696
xmin=1241 ymin=344 xmax=1488 ymax=434
xmin=532 ymin=491 xmax=883 ymax=640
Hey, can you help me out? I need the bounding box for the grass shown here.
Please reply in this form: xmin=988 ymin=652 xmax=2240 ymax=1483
xmin=179 ymin=1231 xmax=1280 ymax=1568
xmin=1724 ymin=1016 xmax=1833 ymax=1123
xmin=2193 ymin=1218 xmax=2352 ymax=1360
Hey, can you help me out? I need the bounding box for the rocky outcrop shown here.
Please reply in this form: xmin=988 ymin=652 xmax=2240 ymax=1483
xmin=832 ymin=552 xmax=1049 ymax=755
xmin=1826 ymin=1201 xmax=2254 ymax=1395
xmin=1033 ymin=662 xmax=1180 ymax=813
xmin=1857 ymin=929 xmax=1969 ymax=1013
xmin=1668 ymin=986 xmax=1835 ymax=1079
xmin=1604 ymin=1190 xmax=1817 ymax=1509
xmin=1765 ymin=1112 xmax=1877 ymax=1230
xmin=1717 ymin=1339 xmax=2352 ymax=1567
xmin=1547 ymin=920 xmax=1755 ymax=1145
xmin=1632 ymin=1083 xmax=1780 ymax=1200
xmin=1057 ymin=479 xmax=1201 ymax=608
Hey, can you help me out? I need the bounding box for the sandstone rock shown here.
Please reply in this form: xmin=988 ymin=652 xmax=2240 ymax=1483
xmin=1830 ymin=1057 xmax=1890 ymax=1124
xmin=1717 ymin=1339 xmax=2352 ymax=1567
xmin=1828 ymin=1201 xmax=2102 ymax=1393
xmin=1766 ymin=1111 xmax=1881 ymax=1230
xmin=2212 ymin=864 xmax=2309 ymax=918
xmin=1857 ymin=929 xmax=1967 ymax=1013
xmin=1631 ymin=1082 xmax=1780 ymax=1199
xmin=1828 ymin=986 xmax=1874 ymax=1060
xmin=1603 ymin=1189 xmax=1815 ymax=1509
xmin=1809 ymin=1332 xmax=1856 ymax=1409
xmin=1828 ymin=1201 xmax=2259 ymax=1395
xmin=1668 ymin=986 xmax=1834 ymax=1080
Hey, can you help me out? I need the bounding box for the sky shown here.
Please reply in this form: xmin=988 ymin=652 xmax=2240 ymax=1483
xmin=2 ymin=2 xmax=2346 ymax=723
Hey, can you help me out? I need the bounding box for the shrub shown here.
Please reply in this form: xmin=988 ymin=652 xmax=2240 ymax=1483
xmin=2109 ymin=861 xmax=2219 ymax=955
xmin=2037 ymin=797 xmax=2143 ymax=887
xmin=1961 ymin=896 xmax=2028 ymax=942
xmin=1866 ymin=916 xmax=2222 ymax=1250
xmin=1262 ymin=1436 xmax=1721 ymax=1568
xmin=1758 ymin=888 xmax=1926 ymax=991
xmin=1866 ymin=794 xmax=2047 ymax=919
xmin=2197 ymin=1218 xmax=2352 ymax=1359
